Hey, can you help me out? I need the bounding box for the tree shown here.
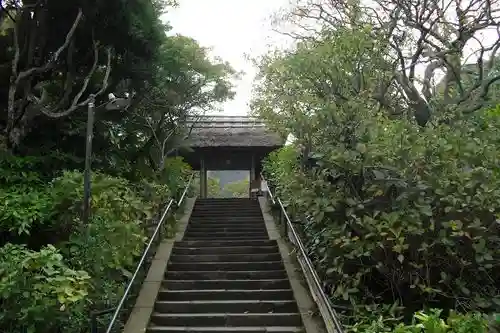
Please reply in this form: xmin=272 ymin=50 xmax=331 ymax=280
xmin=0 ymin=0 xmax=167 ymax=150
xmin=0 ymin=0 xmax=235 ymax=181
xmin=273 ymin=0 xmax=500 ymax=126
xmin=121 ymin=35 xmax=235 ymax=177
xmin=252 ymin=26 xmax=390 ymax=151
xmin=191 ymin=175 xmax=223 ymax=198
xmin=222 ymin=179 xmax=249 ymax=198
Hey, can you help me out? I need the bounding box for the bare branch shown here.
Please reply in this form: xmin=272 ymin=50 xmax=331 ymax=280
xmin=15 ymin=8 xmax=83 ymax=83
xmin=0 ymin=1 xmax=17 ymax=23
xmin=40 ymin=47 xmax=112 ymax=118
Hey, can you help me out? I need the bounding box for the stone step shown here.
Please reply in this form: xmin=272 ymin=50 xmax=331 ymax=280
xmin=196 ymin=198 xmax=256 ymax=201
xmin=191 ymin=207 xmax=261 ymax=211
xmin=183 ymin=231 xmax=269 ymax=239
xmin=189 ymin=215 xmax=264 ymax=220
xmin=185 ymin=228 xmax=268 ymax=234
xmin=167 ymin=261 xmax=284 ymax=271
xmin=195 ymin=198 xmax=257 ymax=202
xmin=190 ymin=208 xmax=262 ymax=212
xmin=187 ymin=223 xmax=266 ymax=227
xmin=169 ymin=253 xmax=281 ymax=263
xmin=166 ymin=270 xmax=288 ymax=280
xmin=147 ymin=326 xmax=304 ymax=333
xmin=162 ymin=279 xmax=291 ymax=290
xmin=175 ymin=240 xmax=277 ymax=247
xmin=193 ymin=201 xmax=259 ymax=205
xmin=195 ymin=210 xmax=263 ymax=214
xmin=172 ymin=246 xmax=279 ymax=255
xmin=191 ymin=209 xmax=261 ymax=214
xmin=149 ymin=313 xmax=302 ymax=327
xmin=193 ymin=205 xmax=260 ymax=209
xmin=189 ymin=212 xmax=264 ymax=218
xmin=188 ymin=221 xmax=265 ymax=225
xmin=157 ymin=289 xmax=294 ymax=301
xmin=188 ymin=222 xmax=266 ymax=230
xmin=188 ymin=219 xmax=265 ymax=224
xmin=154 ymin=300 xmax=298 ymax=314
xmin=183 ymin=236 xmax=270 ymax=241
xmin=187 ymin=222 xmax=266 ymax=227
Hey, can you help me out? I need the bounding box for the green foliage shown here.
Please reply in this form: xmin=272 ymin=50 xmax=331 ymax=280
xmin=349 ymin=309 xmax=492 ymax=333
xmin=58 ymin=213 xmax=147 ymax=331
xmin=0 ymin=244 xmax=90 ymax=333
xmin=191 ymin=175 xmax=224 ymax=198
xmin=0 ymin=186 xmax=55 ymax=236
xmin=0 ymin=151 xmax=76 ymax=185
xmin=51 ymin=170 xmax=160 ymax=223
xmin=157 ymin=157 xmax=193 ymax=199
xmin=0 ymin=160 xmax=188 ymax=331
xmin=223 ymin=179 xmax=249 ymax=198
xmin=264 ymin=109 xmax=500 ymax=324
xmin=257 ymin=23 xmax=500 ymax=331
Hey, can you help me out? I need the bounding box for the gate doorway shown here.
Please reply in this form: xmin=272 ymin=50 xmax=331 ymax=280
xmin=192 ymin=170 xmax=250 ymax=198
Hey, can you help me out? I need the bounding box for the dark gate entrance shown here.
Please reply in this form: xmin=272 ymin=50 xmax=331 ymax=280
xmin=180 ymin=115 xmax=283 ymax=198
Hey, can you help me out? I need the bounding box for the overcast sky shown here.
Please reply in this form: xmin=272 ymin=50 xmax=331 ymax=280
xmin=162 ymin=0 xmax=291 ymax=115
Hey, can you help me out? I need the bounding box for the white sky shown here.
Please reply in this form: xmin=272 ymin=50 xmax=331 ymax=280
xmin=162 ymin=0 xmax=291 ymax=115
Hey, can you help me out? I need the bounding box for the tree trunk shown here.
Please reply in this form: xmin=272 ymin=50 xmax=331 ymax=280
xmin=6 ymin=104 xmax=35 ymax=152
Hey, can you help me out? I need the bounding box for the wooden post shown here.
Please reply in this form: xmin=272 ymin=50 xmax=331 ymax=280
xmin=200 ymin=157 xmax=207 ymax=198
xmin=249 ymin=153 xmax=256 ymax=198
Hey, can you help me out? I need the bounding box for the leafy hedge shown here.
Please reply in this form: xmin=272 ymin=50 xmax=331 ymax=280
xmin=0 ymin=244 xmax=90 ymax=332
xmin=351 ymin=309 xmax=499 ymax=332
xmin=263 ymin=108 xmax=500 ymax=331
xmin=0 ymin=154 xmax=192 ymax=332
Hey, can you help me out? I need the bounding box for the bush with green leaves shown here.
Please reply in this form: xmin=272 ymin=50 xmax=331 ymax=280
xmin=263 ymin=108 xmax=500 ymax=328
xmin=348 ymin=309 xmax=497 ymax=333
xmin=50 ymin=170 xmax=165 ymax=223
xmin=158 ymin=156 xmax=193 ymax=199
xmin=0 ymin=156 xmax=191 ymax=332
xmin=0 ymin=244 xmax=90 ymax=333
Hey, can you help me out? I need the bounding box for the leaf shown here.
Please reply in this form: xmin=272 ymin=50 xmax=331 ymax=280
xmin=460 ymin=286 xmax=471 ymax=295
xmin=397 ymin=254 xmax=404 ymax=263
xmin=372 ymin=170 xmax=385 ymax=180
xmin=419 ymin=205 xmax=433 ymax=217
xmin=356 ymin=143 xmax=367 ymax=153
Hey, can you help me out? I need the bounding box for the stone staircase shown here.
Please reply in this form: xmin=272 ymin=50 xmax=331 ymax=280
xmin=147 ymin=198 xmax=305 ymax=333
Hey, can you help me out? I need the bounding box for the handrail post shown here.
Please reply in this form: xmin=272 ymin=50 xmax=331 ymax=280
xmin=158 ymin=211 xmax=163 ymax=243
xmin=90 ymin=312 xmax=98 ymax=333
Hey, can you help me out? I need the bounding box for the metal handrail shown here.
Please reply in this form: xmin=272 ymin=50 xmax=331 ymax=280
xmin=178 ymin=172 xmax=195 ymax=205
xmin=103 ymin=172 xmax=195 ymax=333
xmin=260 ymin=172 xmax=345 ymax=333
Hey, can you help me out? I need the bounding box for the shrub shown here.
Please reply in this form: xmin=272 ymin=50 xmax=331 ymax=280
xmin=58 ymin=214 xmax=148 ymax=332
xmin=0 ymin=185 xmax=55 ymax=237
xmin=157 ymin=157 xmax=193 ymax=200
xmin=0 ymin=243 xmax=90 ymax=333
xmin=0 ymin=167 xmax=178 ymax=332
xmin=263 ymin=108 xmax=500 ymax=328
xmin=349 ymin=309 xmax=493 ymax=333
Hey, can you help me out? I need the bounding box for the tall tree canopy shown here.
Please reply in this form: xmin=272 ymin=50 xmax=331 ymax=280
xmin=0 ymin=0 xmax=235 ymax=178
xmin=268 ymin=0 xmax=500 ymax=126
